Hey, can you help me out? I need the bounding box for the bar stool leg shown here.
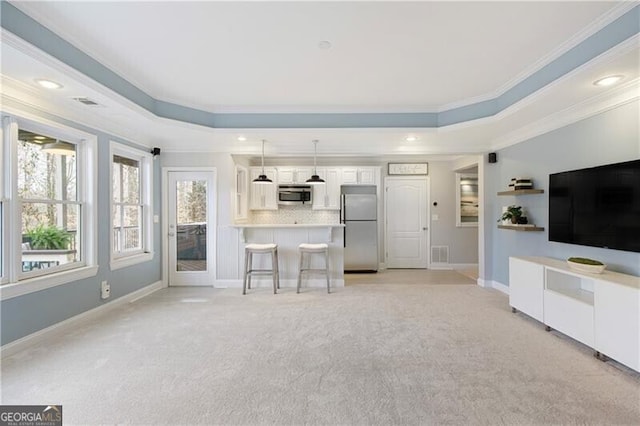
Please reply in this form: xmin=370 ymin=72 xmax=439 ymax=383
xmin=274 ymin=248 xmax=280 ymax=290
xmin=297 ymin=251 xmax=304 ymax=293
xmin=271 ymin=249 xmax=277 ymax=294
xmin=242 ymin=248 xmax=249 ymax=295
xmin=248 ymin=252 xmax=254 ymax=290
xmin=325 ymin=249 xmax=330 ymax=294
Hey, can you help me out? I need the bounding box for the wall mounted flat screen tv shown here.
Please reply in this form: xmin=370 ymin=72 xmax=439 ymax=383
xmin=549 ymin=159 xmax=640 ymax=253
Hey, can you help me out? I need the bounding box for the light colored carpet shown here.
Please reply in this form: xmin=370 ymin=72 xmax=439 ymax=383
xmin=345 ymin=269 xmax=476 ymax=285
xmin=2 ymin=282 xmax=639 ymax=425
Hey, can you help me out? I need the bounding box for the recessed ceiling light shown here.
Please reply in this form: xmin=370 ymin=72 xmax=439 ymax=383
xmin=593 ymin=75 xmax=623 ymax=87
xmin=405 ymin=136 xmax=417 ymax=142
xmin=35 ymin=79 xmax=63 ymax=89
xmin=237 ymin=136 xmax=247 ymax=141
xmin=318 ymin=40 xmax=332 ymax=50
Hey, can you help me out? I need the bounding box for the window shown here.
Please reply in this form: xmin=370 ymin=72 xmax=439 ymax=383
xmin=110 ymin=142 xmax=153 ymax=269
xmin=0 ymin=124 xmax=5 ymax=284
xmin=1 ymin=114 xmax=98 ymax=299
xmin=18 ymin=129 xmax=82 ymax=278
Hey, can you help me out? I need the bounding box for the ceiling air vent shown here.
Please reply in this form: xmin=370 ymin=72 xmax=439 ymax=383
xmin=72 ymin=97 xmax=101 ymax=106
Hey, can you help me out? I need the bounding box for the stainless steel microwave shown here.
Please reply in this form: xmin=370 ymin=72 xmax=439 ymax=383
xmin=277 ymin=185 xmax=312 ymax=205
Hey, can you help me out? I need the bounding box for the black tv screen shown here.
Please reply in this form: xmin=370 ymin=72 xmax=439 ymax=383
xmin=549 ymin=159 xmax=640 ymax=253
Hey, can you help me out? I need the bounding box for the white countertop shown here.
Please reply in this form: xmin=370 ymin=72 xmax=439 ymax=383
xmin=232 ymin=223 xmax=344 ymax=228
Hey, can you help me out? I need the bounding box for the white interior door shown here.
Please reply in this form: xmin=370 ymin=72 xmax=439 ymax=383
xmin=167 ymin=171 xmax=216 ymax=286
xmin=385 ymin=177 xmax=429 ymax=268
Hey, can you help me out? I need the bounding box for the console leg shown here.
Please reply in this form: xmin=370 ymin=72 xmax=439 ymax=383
xmin=511 ymin=307 xmax=516 ymax=313
xmin=595 ymin=351 xmax=608 ymax=362
xmin=545 ymin=325 xmax=552 ymax=332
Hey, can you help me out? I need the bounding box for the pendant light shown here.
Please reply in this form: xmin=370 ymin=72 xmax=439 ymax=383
xmin=41 ymin=140 xmax=75 ymax=156
xmin=253 ymin=139 xmax=273 ymax=184
xmin=306 ymin=139 xmax=325 ymax=184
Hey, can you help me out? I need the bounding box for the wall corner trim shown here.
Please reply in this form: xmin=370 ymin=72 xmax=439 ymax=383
xmin=1 ymin=280 xmax=163 ymax=358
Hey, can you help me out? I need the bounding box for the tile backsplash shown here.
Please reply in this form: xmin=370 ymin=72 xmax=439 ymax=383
xmin=250 ymin=205 xmax=339 ymax=224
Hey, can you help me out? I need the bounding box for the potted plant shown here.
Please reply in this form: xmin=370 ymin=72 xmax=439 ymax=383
xmin=498 ymin=205 xmax=523 ymax=224
xmin=26 ymin=225 xmax=71 ymax=250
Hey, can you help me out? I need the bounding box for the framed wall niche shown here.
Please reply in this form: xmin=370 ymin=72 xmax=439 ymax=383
xmin=456 ymin=173 xmax=478 ymax=227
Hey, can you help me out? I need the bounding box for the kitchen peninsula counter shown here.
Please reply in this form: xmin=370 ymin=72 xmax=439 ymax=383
xmin=232 ymin=223 xmax=344 ymax=241
xmin=228 ymin=223 xmax=345 ymax=288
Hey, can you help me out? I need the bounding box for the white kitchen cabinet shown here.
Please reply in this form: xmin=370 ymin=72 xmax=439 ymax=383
xmin=312 ymin=168 xmax=341 ymax=210
xmin=509 ymin=257 xmax=544 ymax=322
xmin=277 ymin=167 xmax=313 ymax=184
xmin=509 ymin=256 xmax=640 ymax=372
xmin=341 ymin=167 xmax=376 ymax=185
xmin=250 ymin=167 xmax=278 ymax=210
xmin=594 ymin=279 xmax=640 ymax=371
xmin=234 ymin=165 xmax=249 ymax=220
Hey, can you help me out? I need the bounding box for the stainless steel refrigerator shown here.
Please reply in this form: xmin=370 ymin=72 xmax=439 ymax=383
xmin=340 ymin=185 xmax=378 ymax=272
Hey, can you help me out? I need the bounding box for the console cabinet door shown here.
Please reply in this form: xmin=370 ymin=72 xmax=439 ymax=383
xmin=594 ymin=280 xmax=639 ymax=371
xmin=509 ymin=257 xmax=544 ymax=322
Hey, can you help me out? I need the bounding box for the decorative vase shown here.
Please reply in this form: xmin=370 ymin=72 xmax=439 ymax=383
xmin=511 ymin=216 xmax=518 ymax=224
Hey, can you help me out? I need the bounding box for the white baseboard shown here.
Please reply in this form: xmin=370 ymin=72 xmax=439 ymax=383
xmin=477 ymin=278 xmax=490 ymax=287
xmin=450 ymin=263 xmax=479 ymax=270
xmin=476 ymin=279 xmax=509 ymax=295
xmin=1 ymin=280 xmax=163 ymax=358
xmin=429 ymin=263 xmax=453 ymax=270
xmin=215 ymin=278 xmax=345 ymax=288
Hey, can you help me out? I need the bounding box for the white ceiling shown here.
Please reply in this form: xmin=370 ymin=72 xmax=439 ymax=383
xmin=1 ymin=1 xmax=639 ymax=157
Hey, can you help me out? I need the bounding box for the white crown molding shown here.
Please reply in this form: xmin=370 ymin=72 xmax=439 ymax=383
xmin=157 ymin=99 xmax=441 ymax=115
xmin=436 ymin=34 xmax=640 ymax=135
xmin=439 ymin=2 xmax=638 ymax=113
xmin=1 ymin=29 xmax=158 ymax=122
xmin=1 ymin=77 xmax=155 ymax=148
xmin=495 ymin=34 xmax=640 ymax=121
xmin=490 ymin=78 xmax=640 ymax=151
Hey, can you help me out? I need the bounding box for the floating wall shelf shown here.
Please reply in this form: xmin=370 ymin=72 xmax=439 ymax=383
xmin=498 ymin=225 xmax=544 ymax=232
xmin=497 ymin=189 xmax=544 ymax=196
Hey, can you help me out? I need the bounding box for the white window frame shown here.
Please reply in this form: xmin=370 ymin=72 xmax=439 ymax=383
xmin=109 ymin=141 xmax=153 ymax=270
xmin=0 ymin=112 xmax=98 ymax=301
xmin=0 ymin=121 xmax=6 ymax=285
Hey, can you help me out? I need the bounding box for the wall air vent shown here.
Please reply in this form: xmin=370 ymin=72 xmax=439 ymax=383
xmin=430 ymin=245 xmax=450 ymax=264
xmin=72 ymin=97 xmax=101 ymax=106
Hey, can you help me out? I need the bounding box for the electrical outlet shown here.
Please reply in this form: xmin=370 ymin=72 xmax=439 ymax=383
xmin=101 ymin=280 xmax=110 ymax=299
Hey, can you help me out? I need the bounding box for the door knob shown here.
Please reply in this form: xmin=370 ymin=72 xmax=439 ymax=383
xmin=168 ymin=232 xmax=175 ymax=237
xmin=422 ymin=227 xmax=427 ymax=230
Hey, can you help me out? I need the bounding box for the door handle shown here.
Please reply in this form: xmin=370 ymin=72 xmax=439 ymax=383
xmin=422 ymin=227 xmax=427 ymax=231
xmin=168 ymin=232 xmax=175 ymax=237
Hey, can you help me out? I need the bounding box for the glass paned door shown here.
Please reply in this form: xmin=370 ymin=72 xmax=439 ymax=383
xmin=167 ymin=171 xmax=215 ymax=286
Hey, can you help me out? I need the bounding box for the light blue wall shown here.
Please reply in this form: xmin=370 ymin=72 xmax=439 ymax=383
xmin=485 ymin=100 xmax=640 ymax=286
xmin=1 ymin=105 xmax=162 ymax=346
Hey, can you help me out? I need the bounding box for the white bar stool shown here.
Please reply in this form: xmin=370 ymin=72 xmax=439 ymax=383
xmin=297 ymin=243 xmax=330 ymax=294
xmin=243 ymin=243 xmax=279 ymax=295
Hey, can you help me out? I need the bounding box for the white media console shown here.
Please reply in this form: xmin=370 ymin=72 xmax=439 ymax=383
xmin=509 ymin=256 xmax=640 ymax=372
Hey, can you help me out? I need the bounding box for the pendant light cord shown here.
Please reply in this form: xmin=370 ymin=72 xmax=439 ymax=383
xmin=313 ymin=139 xmax=318 ymax=174
xmin=261 ymin=139 xmax=266 ymax=175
